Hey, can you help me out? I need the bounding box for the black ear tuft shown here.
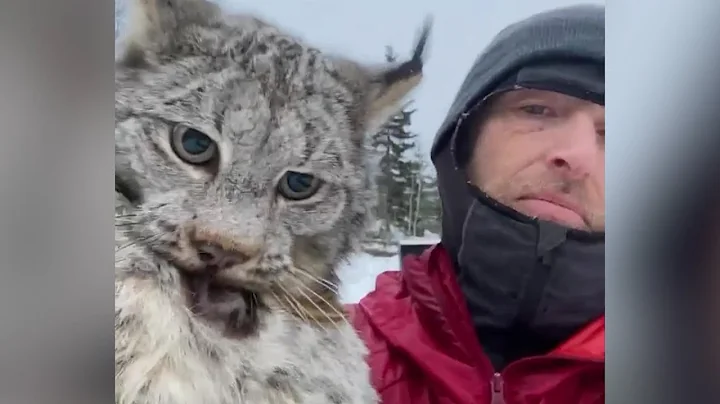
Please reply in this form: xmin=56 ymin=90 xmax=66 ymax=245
xmin=358 ymin=16 xmax=433 ymax=134
xmin=411 ymin=15 xmax=433 ymax=65
xmin=380 ymin=15 xmax=433 ymax=86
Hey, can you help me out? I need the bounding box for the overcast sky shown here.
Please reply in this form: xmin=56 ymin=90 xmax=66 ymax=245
xmin=117 ymin=0 xmax=605 ymax=163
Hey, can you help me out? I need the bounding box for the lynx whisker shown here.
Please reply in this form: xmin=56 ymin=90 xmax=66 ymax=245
xmin=292 ymin=267 xmax=340 ymax=294
xmin=277 ymin=282 xmax=326 ymax=332
xmin=115 ymin=233 xmax=161 ymax=253
xmin=292 ymin=280 xmax=340 ymax=329
xmin=290 ymin=274 xmax=349 ymax=328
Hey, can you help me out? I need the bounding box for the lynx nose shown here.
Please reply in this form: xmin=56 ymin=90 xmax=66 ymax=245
xmin=195 ymin=244 xmax=248 ymax=270
xmin=190 ymin=230 xmax=262 ymax=271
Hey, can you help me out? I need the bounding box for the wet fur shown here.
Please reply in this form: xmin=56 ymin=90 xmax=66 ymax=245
xmin=115 ymin=0 xmax=429 ymax=403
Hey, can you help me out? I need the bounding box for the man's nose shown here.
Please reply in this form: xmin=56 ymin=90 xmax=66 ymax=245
xmin=189 ymin=227 xmax=263 ymax=271
xmin=545 ymin=112 xmax=602 ymax=181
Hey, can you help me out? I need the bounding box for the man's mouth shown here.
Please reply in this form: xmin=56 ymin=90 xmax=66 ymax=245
xmin=515 ymin=193 xmax=587 ymax=229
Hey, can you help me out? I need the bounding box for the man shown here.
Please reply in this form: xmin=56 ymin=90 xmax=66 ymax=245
xmin=347 ymin=4 xmax=605 ymax=404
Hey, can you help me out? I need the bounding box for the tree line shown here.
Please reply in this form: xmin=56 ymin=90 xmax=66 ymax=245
xmin=364 ymin=46 xmax=441 ymax=250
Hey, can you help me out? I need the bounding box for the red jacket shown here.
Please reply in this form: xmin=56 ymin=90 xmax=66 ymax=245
xmin=346 ymin=244 xmax=604 ymax=404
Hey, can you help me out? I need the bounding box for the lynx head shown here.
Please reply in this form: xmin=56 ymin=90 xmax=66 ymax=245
xmin=115 ymin=0 xmax=430 ymax=332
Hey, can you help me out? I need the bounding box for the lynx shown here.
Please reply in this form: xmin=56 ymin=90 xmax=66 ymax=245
xmin=114 ymin=0 xmax=430 ymax=403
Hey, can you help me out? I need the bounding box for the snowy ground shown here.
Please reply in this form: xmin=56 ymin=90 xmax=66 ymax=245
xmin=337 ymin=235 xmax=439 ymax=303
xmin=337 ymin=253 xmax=400 ymax=303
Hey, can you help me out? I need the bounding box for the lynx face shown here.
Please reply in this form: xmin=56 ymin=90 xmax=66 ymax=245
xmin=115 ymin=0 xmax=428 ymax=335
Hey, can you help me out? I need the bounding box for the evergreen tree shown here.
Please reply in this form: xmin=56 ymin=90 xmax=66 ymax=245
xmin=415 ymin=172 xmax=442 ymax=236
xmin=365 ymin=45 xmax=442 ymax=250
xmin=369 ymin=46 xmax=418 ymax=241
xmin=404 ymin=145 xmax=441 ymax=237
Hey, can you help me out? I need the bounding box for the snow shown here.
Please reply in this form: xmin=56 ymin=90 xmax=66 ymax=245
xmin=338 ymin=232 xmax=440 ymax=303
xmin=399 ymin=230 xmax=440 ymax=245
xmin=400 ymin=235 xmax=440 ymax=245
xmin=361 ymin=240 xmax=397 ymax=255
xmin=337 ymin=252 xmax=400 ymax=303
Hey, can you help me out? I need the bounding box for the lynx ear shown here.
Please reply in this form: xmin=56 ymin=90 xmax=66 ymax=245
xmin=362 ymin=16 xmax=432 ymax=134
xmin=120 ymin=0 xmax=220 ymax=60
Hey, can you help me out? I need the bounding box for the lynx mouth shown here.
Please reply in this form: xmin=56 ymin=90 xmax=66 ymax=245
xmin=114 ymin=178 xmax=264 ymax=337
xmin=179 ymin=269 xmax=263 ymax=338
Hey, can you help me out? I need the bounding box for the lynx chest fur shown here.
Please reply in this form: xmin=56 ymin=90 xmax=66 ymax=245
xmin=116 ymin=236 xmax=376 ymax=404
xmin=114 ymin=0 xmax=429 ymax=403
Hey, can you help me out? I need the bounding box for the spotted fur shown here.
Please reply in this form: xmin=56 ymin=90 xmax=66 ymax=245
xmin=115 ymin=0 xmax=429 ymax=403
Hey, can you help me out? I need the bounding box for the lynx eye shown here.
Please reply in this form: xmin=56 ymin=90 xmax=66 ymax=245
xmin=170 ymin=124 xmax=218 ymax=165
xmin=277 ymin=171 xmax=322 ymax=201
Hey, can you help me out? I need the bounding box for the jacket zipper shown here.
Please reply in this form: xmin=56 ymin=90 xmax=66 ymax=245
xmin=490 ymin=372 xmax=505 ymax=404
xmin=485 ymin=353 xmax=602 ymax=404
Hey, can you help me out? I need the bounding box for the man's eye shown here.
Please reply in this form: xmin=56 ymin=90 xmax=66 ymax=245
xmin=519 ymin=104 xmax=554 ymax=116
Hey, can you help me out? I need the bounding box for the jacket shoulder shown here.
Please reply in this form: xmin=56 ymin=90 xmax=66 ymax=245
xmin=345 ymin=270 xmax=415 ymax=395
xmin=345 ymin=269 xmax=406 ymax=343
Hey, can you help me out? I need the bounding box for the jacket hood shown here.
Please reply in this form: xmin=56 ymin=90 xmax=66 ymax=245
xmin=431 ymin=4 xmax=605 ymax=159
xmin=431 ymin=4 xmax=605 ymax=260
xmin=428 ymin=4 xmax=606 ymax=370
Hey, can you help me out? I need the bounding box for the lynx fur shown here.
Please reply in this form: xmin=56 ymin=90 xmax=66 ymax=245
xmin=114 ymin=0 xmax=430 ymax=403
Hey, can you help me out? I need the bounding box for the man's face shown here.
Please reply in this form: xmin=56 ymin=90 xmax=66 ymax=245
xmin=468 ymin=88 xmax=605 ymax=231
